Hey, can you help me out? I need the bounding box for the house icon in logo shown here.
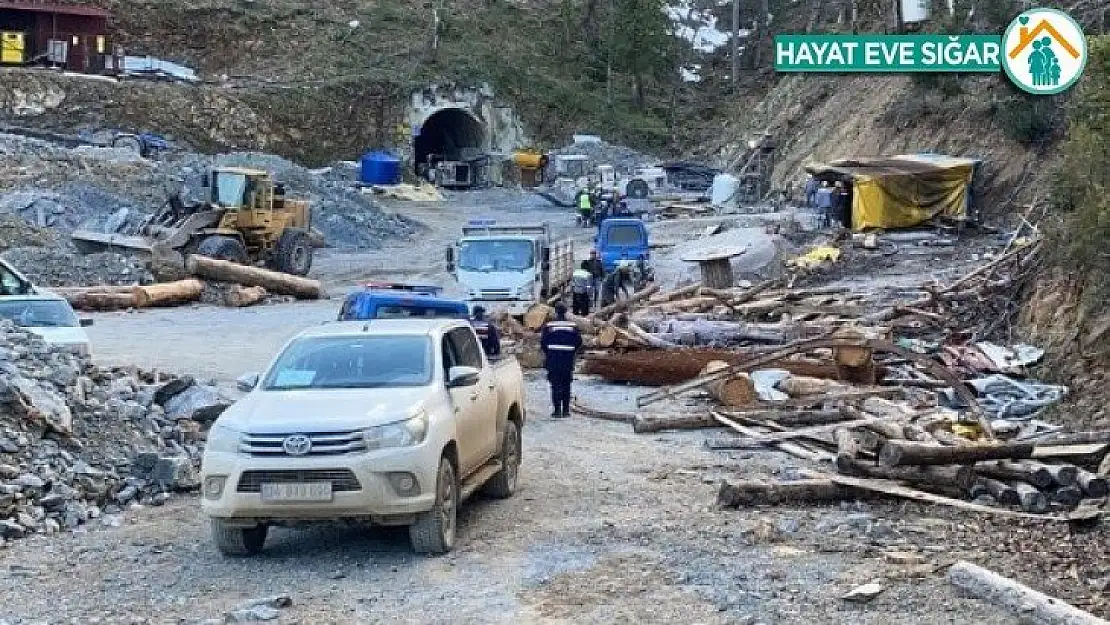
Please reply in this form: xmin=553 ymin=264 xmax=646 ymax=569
xmin=1001 ymin=9 xmax=1087 ymax=95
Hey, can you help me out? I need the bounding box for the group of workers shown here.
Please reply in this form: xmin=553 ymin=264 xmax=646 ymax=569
xmin=574 ymin=187 xmax=629 ymax=228
xmin=804 ymin=175 xmax=852 ymax=229
xmin=468 ymin=248 xmax=644 ymax=419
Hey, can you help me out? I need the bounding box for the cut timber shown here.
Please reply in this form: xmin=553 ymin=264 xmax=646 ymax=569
xmin=979 ymin=478 xmax=1021 ymax=506
xmin=1010 ymin=481 xmax=1049 ymax=513
xmin=1033 ymin=443 xmax=1110 ymax=461
xmin=590 ymin=283 xmax=659 ymax=321
xmin=702 ymin=361 xmax=756 ymax=407
xmin=523 ymin=304 xmax=553 ymax=330
xmin=595 ymin=325 xmax=619 ymax=348
xmin=1075 ymin=469 xmax=1109 ymax=498
xmin=779 ymin=375 xmax=852 ymax=397
xmin=836 ymin=459 xmax=968 ymax=499
xmin=711 ymin=417 xmax=888 ymax=449
xmin=824 ymin=474 xmax=1077 ymax=521
xmin=69 ymin=291 xmax=138 ymax=311
xmin=1051 ymin=486 xmax=1083 ymax=508
xmin=716 ymin=479 xmax=853 ymax=507
xmin=185 ymin=255 xmax=322 ymax=299
xmin=131 ymin=279 xmax=205 ymax=308
xmin=1028 ymin=430 xmax=1110 ymax=446
xmin=711 ymin=412 xmax=833 ymax=461
xmin=569 ymin=398 xmax=635 ymax=423
xmin=632 ymin=413 xmax=717 ymax=433
xmin=879 ymin=440 xmax=1035 ymax=468
xmin=947 ymin=561 xmax=1110 ymax=625
xmin=717 ymin=408 xmax=848 ymax=427
xmin=224 ymin=285 xmax=267 ymax=307
xmin=834 ymin=428 xmax=860 ymax=473
xmin=975 ymin=460 xmax=1056 ymax=489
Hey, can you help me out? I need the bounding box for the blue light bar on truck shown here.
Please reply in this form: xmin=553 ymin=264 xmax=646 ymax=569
xmin=361 ymin=281 xmax=443 ymax=295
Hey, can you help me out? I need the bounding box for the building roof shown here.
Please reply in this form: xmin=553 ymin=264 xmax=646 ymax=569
xmin=0 ymin=1 xmax=109 ymax=18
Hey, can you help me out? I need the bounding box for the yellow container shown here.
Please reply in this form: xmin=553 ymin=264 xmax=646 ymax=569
xmin=512 ymin=151 xmax=544 ymax=169
xmin=1 ymin=32 xmax=25 ymax=65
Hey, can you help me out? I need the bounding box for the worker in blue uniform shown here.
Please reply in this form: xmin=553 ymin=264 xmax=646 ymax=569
xmin=540 ymin=303 xmax=582 ymax=418
xmin=470 ymin=306 xmax=501 ymax=358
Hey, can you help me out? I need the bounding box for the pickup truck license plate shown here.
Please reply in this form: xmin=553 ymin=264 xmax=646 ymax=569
xmin=260 ymin=482 xmax=333 ymax=503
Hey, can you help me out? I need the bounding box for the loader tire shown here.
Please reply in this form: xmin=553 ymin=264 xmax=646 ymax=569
xmin=196 ymin=235 xmax=248 ymax=265
xmin=274 ymin=229 xmax=313 ymax=276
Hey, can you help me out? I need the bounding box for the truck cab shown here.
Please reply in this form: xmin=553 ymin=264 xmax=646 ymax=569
xmin=596 ymin=217 xmax=650 ymax=274
xmin=447 ymin=220 xmax=574 ymax=316
xmin=338 ymin=283 xmax=469 ymax=321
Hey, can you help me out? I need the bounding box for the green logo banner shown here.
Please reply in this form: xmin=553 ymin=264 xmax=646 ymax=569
xmin=774 ymin=35 xmax=1003 ymax=72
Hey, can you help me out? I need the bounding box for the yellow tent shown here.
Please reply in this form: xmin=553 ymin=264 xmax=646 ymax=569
xmin=805 ymin=154 xmax=981 ymax=231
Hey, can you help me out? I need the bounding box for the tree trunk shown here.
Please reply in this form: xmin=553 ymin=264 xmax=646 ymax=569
xmin=1010 ymin=481 xmax=1049 ymax=513
xmin=69 ymin=291 xmax=138 ymax=311
xmin=224 ymin=285 xmax=268 ymax=307
xmin=590 ymin=283 xmax=659 ymax=320
xmin=1076 ymin=469 xmax=1109 ymax=497
xmin=596 ymin=324 xmax=618 ymax=348
xmin=702 ymin=361 xmax=756 ymax=407
xmin=632 ymin=412 xmax=718 ymax=433
xmin=721 ymin=408 xmax=849 ymax=427
xmin=836 ymin=458 xmax=969 ymax=499
xmin=978 ymin=477 xmax=1020 ymax=506
xmin=947 ymin=561 xmax=1110 ymax=625
xmin=523 ymin=304 xmax=553 ymax=330
xmin=974 ymin=460 xmax=1057 ymax=489
xmin=780 ymin=374 xmax=852 ymax=397
xmin=132 ymin=279 xmax=205 ymax=308
xmin=834 ymin=428 xmax=859 ymax=474
xmin=717 ymin=479 xmax=854 ymax=507
xmin=1051 ymin=485 xmax=1083 ymax=508
xmin=185 ymin=255 xmax=322 ymax=299
xmin=879 ymin=440 xmax=1035 ymax=468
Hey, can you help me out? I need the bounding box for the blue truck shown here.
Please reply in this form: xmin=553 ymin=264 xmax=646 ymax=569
xmin=596 ymin=217 xmax=651 ymax=275
xmin=337 ymin=282 xmax=469 ymax=320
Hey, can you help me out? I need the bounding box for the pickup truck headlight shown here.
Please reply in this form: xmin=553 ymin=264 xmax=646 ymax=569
xmin=363 ymin=411 xmax=429 ymax=451
xmin=206 ymin=424 xmax=242 ymax=454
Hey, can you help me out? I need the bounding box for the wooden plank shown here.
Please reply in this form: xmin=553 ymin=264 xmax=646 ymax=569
xmin=704 ymin=417 xmax=888 ymax=448
xmin=711 ymin=412 xmax=833 ymax=462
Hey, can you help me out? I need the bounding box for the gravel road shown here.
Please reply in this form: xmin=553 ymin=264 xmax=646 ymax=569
xmin=0 ymin=191 xmax=1035 ymax=624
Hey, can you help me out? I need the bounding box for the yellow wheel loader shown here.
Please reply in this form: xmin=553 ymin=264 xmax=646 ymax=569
xmin=71 ymin=167 xmax=324 ymax=276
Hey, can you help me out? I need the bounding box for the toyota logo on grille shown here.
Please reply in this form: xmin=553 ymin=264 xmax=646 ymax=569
xmin=282 ymin=434 xmax=313 ymax=456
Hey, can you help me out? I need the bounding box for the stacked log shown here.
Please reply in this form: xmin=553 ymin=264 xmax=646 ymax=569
xmin=224 ymin=285 xmax=268 ymax=307
xmin=701 ymin=361 xmax=756 ymax=407
xmin=185 ymin=255 xmax=322 ymax=299
xmin=51 ymin=280 xmax=206 ymax=311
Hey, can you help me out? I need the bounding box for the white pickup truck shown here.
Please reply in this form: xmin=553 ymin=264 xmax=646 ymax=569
xmin=200 ymin=318 xmax=525 ymax=555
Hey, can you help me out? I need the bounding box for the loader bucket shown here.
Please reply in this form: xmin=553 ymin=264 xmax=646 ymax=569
xmin=70 ymin=230 xmax=159 ymax=256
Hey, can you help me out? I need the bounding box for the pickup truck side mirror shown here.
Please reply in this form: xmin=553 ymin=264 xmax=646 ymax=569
xmin=79 ymin=318 xmax=94 ymax=327
xmin=446 ymin=365 xmax=480 ymax=388
xmin=236 ymin=372 xmax=260 ymax=392
xmin=445 ymin=246 xmax=455 ymax=272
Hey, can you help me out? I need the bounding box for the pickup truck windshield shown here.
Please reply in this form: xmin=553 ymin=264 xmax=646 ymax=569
xmin=458 ymin=240 xmax=534 ymax=272
xmin=263 ymin=335 xmax=432 ymax=389
xmin=604 ymin=225 xmax=646 ymax=246
xmin=0 ymin=299 xmax=79 ymax=328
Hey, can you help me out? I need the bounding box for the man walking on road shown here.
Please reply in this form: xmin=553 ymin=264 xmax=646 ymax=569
xmin=540 ymin=303 xmax=581 ymax=418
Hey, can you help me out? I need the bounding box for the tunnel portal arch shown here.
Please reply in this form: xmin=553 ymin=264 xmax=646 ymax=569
xmin=413 ymin=107 xmax=486 ymax=172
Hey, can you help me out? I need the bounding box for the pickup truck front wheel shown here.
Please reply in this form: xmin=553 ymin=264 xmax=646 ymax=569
xmin=483 ymin=420 xmax=521 ymax=499
xmin=409 ymin=457 xmax=457 ymax=555
xmin=212 ymin=520 xmax=267 ymax=556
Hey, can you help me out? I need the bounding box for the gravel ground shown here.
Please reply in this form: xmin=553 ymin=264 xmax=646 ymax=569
xmin=0 ymin=193 xmax=1095 ymax=624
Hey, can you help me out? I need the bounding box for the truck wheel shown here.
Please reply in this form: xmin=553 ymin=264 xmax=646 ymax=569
xmin=483 ymin=419 xmax=521 ymax=499
xmin=274 ymin=229 xmax=313 ymax=276
xmin=211 ymin=520 xmax=267 ymax=556
xmin=197 ymin=235 xmax=248 ymax=265
xmin=409 ymin=456 xmax=457 ymax=555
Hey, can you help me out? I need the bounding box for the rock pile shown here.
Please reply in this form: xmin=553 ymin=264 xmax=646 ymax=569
xmin=0 ymin=320 xmax=229 ymax=546
xmin=3 ymin=243 xmax=155 ymax=287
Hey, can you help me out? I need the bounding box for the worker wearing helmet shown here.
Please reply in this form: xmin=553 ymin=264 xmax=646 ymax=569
xmin=575 ymin=188 xmax=593 ymax=227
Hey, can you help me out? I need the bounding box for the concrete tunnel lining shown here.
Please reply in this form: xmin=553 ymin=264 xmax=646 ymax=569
xmin=413 ymin=107 xmax=486 ymax=172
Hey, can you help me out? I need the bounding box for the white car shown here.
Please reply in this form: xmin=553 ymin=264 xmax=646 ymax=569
xmin=0 ymin=295 xmax=93 ymax=356
xmin=201 ymin=318 xmax=526 ymax=556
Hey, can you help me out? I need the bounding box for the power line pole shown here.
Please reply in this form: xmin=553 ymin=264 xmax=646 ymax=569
xmin=731 ymin=0 xmax=740 ymax=83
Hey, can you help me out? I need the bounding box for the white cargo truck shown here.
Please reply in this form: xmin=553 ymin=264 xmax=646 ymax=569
xmin=446 ymin=220 xmax=574 ymax=316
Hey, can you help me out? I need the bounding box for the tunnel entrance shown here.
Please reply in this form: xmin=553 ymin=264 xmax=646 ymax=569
xmin=413 ymin=107 xmax=486 ymax=174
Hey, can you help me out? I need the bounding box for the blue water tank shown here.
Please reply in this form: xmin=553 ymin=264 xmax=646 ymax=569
xmin=360 ymin=151 xmax=402 ymax=185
